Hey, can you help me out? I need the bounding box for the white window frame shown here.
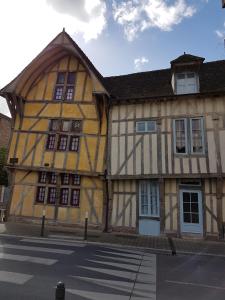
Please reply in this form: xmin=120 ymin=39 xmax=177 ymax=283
xmin=139 ymin=181 xmax=160 ymax=217
xmin=173 ymin=118 xmax=188 ymax=155
xmin=136 ymin=120 xmax=157 ymax=133
xmin=175 ymin=72 xmax=199 ymax=95
xmin=190 ymin=117 xmax=205 ymax=154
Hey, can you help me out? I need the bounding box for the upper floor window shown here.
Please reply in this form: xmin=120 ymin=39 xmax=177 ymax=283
xmin=53 ymin=72 xmax=76 ymax=101
xmin=173 ymin=117 xmax=204 ymax=155
xmin=136 ymin=120 xmax=157 ymax=133
xmin=175 ymin=72 xmax=199 ymax=95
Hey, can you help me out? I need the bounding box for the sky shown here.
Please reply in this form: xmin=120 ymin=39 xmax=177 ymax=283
xmin=0 ymin=0 xmax=224 ymax=117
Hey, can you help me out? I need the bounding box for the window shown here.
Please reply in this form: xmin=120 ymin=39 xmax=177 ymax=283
xmin=36 ymin=187 xmax=46 ymax=203
xmin=39 ymin=172 xmax=47 ymax=183
xmin=136 ymin=120 xmax=156 ymax=133
xmin=73 ymin=174 xmax=81 ymax=185
xmin=190 ymin=118 xmax=204 ymax=154
xmin=49 ymin=172 xmax=57 ymax=184
xmin=60 ymin=188 xmax=69 ymax=205
xmin=174 ymin=117 xmax=204 ymax=155
xmin=61 ymin=173 xmax=70 ymax=185
xmin=139 ymin=181 xmax=159 ymax=217
xmin=48 ymin=187 xmax=57 ymax=204
xmin=36 ymin=172 xmax=81 ymax=208
xmin=62 ymin=120 xmax=71 ymax=132
xmin=174 ymin=119 xmax=187 ymax=154
xmin=50 ymin=119 xmax=59 ymax=131
xmin=58 ymin=135 xmax=68 ymax=151
xmin=46 ymin=134 xmax=56 ymax=150
xmin=176 ymin=72 xmax=199 ymax=95
xmin=71 ymin=120 xmax=82 ymax=133
xmin=71 ymin=189 xmax=80 ymax=207
xmin=53 ymin=72 xmax=76 ymax=101
xmin=69 ymin=136 xmax=79 ymax=151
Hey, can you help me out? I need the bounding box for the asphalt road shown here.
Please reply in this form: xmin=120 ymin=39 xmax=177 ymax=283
xmin=0 ymin=235 xmax=155 ymax=299
xmin=0 ymin=234 xmax=224 ymax=299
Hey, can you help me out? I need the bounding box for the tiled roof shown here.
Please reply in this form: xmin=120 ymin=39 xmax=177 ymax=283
xmin=104 ymin=60 xmax=225 ymax=100
xmin=170 ymin=53 xmax=205 ymax=65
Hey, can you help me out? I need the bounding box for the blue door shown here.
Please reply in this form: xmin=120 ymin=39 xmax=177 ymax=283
xmin=139 ymin=181 xmax=160 ymax=236
xmin=180 ymin=190 xmax=203 ymax=234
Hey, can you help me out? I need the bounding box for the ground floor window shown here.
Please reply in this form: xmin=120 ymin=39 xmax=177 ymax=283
xmin=36 ymin=172 xmax=81 ymax=207
xmin=139 ymin=181 xmax=159 ymax=217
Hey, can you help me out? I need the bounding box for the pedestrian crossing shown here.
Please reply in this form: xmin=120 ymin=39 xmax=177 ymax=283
xmin=68 ymin=247 xmax=156 ymax=300
xmin=0 ymin=236 xmax=78 ymax=286
xmin=0 ymin=235 xmax=157 ymax=300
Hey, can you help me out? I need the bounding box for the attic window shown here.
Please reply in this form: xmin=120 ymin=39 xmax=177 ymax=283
xmin=53 ymin=72 xmax=76 ymax=101
xmin=175 ymin=72 xmax=199 ymax=95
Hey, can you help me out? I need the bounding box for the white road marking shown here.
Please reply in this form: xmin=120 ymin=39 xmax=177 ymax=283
xmin=0 ymin=270 xmax=33 ymax=285
xmin=0 ymin=253 xmax=57 ymax=265
xmin=98 ymin=250 xmax=141 ymax=259
xmin=87 ymin=259 xmax=139 ymax=271
xmin=0 ymin=243 xmax=73 ymax=255
xmin=166 ymin=280 xmax=225 ymax=291
xmin=71 ymin=276 xmax=155 ymax=297
xmin=94 ymin=254 xmax=140 ymax=265
xmin=80 ymin=266 xmax=136 ymax=280
xmin=67 ymin=289 xmax=131 ymax=300
xmin=21 ymin=238 xmax=84 ymax=247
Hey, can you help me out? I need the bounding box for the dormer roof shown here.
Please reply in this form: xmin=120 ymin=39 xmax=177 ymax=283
xmin=170 ymin=53 xmax=205 ymax=68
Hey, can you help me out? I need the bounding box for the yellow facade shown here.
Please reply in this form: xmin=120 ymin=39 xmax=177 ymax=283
xmin=7 ymin=54 xmax=107 ymax=227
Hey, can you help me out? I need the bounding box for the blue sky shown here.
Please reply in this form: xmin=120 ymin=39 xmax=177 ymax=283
xmin=0 ymin=0 xmax=224 ymax=116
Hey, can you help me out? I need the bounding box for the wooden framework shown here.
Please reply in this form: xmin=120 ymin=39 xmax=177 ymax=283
xmin=109 ymin=94 xmax=225 ymax=238
xmin=0 ymin=31 xmax=108 ymax=227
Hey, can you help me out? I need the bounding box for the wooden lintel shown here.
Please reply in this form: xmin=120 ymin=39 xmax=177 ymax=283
xmin=6 ymin=164 xmax=105 ymax=177
xmin=108 ymin=174 xmax=225 ymax=180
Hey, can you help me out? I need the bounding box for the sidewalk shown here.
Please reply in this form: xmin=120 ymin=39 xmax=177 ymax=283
xmin=1 ymin=221 xmax=225 ymax=257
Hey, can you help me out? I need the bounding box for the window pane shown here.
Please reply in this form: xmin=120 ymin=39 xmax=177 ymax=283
xmin=36 ymin=187 xmax=45 ymax=203
xmin=67 ymin=72 xmax=76 ymax=84
xmin=58 ymin=135 xmax=68 ymax=151
xmin=48 ymin=187 xmax=56 ymax=204
xmin=69 ymin=136 xmax=79 ymax=151
xmin=177 ymin=73 xmax=185 ymax=79
xmin=49 ymin=172 xmax=57 ymax=184
xmin=187 ymin=73 xmax=195 ymax=78
xmin=50 ymin=120 xmax=59 ymax=131
xmin=65 ymin=87 xmax=74 ymax=101
xmin=73 ymin=175 xmax=80 ymax=185
xmin=184 ymin=212 xmax=191 ymax=223
xmin=191 ymin=213 xmax=199 ymax=224
xmin=183 ymin=202 xmax=190 ymax=213
xmin=71 ymin=120 xmax=82 ymax=132
xmin=191 ymin=119 xmax=203 ymax=153
xmin=54 ymin=87 xmax=63 ymax=100
xmin=147 ymin=121 xmax=156 ymax=132
xmin=46 ymin=135 xmax=56 ymax=150
xmin=136 ymin=122 xmax=145 ymax=132
xmin=175 ymin=120 xmax=186 ymax=153
xmin=62 ymin=121 xmax=70 ymax=132
xmin=71 ymin=189 xmax=80 ymax=207
xmin=191 ymin=202 xmax=199 ymax=213
xmin=60 ymin=188 xmax=69 ymax=205
xmin=191 ymin=193 xmax=198 ymax=203
xmin=39 ymin=172 xmax=47 ymax=183
xmin=61 ymin=173 xmax=70 ymax=185
xmin=57 ymin=72 xmax=66 ymax=84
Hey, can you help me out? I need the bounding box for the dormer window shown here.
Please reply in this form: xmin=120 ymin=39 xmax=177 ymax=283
xmin=176 ymin=72 xmax=199 ymax=95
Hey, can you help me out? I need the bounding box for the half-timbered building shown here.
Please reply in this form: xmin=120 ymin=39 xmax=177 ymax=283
xmin=106 ymin=54 xmax=225 ymax=238
xmin=0 ymin=30 xmax=108 ymax=227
